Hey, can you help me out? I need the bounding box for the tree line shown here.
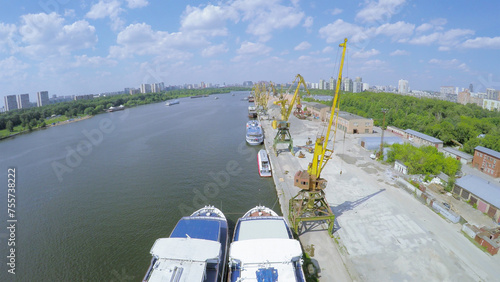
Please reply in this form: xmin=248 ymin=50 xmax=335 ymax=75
xmin=306 ymin=90 xmax=500 ymax=154
xmin=0 ymin=87 xmax=247 ymax=133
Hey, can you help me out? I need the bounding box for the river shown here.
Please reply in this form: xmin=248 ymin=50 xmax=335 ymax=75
xmin=0 ymin=91 xmax=278 ymax=281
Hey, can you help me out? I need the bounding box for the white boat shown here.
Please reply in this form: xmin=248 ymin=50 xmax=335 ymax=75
xmin=143 ymin=206 xmax=228 ymax=282
xmin=165 ymin=100 xmax=180 ymax=106
xmin=246 ymin=124 xmax=263 ymax=145
xmin=227 ymin=206 xmax=306 ymax=281
xmin=257 ymin=149 xmax=272 ymax=177
xmin=246 ymin=120 xmax=261 ymax=128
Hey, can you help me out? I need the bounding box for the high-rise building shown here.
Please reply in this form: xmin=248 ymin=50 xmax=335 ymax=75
xmin=319 ymin=79 xmax=326 ymax=90
xmin=458 ymin=90 xmax=471 ymax=105
xmin=17 ymin=93 xmax=30 ymax=109
xmin=4 ymin=95 xmax=18 ymax=111
xmin=37 ymin=91 xmax=49 ymax=107
xmin=329 ymin=77 xmax=336 ymax=90
xmin=342 ymin=77 xmax=353 ymax=92
xmin=398 ymin=79 xmax=409 ymax=94
xmin=486 ymin=88 xmax=499 ymax=100
xmin=440 ymin=86 xmax=455 ymax=95
xmin=140 ymin=84 xmax=152 ymax=94
xmin=353 ymin=77 xmax=363 ymax=93
xmin=469 ymin=83 xmax=473 ymax=93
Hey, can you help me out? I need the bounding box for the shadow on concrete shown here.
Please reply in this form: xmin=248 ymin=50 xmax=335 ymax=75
xmin=331 ymin=189 xmax=386 ymax=233
xmin=297 ymin=220 xmax=328 ymax=235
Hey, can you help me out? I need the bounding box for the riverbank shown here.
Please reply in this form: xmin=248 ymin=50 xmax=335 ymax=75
xmin=0 ymin=115 xmax=93 ymax=141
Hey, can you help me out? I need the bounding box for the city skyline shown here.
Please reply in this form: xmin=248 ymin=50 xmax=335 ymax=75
xmin=1 ymin=0 xmax=499 ymax=107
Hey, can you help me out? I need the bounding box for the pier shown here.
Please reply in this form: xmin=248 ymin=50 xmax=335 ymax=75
xmin=259 ymin=104 xmax=500 ymax=281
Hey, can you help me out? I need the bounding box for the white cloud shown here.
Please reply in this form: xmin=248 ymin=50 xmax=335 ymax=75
xmin=232 ymin=0 xmax=304 ymax=42
xmin=86 ymin=0 xmax=125 ymax=31
xmin=72 ymin=55 xmax=117 ymax=67
xmin=294 ymin=41 xmax=311 ymax=51
xmin=110 ymin=23 xmax=205 ymax=59
xmin=415 ymin=23 xmax=432 ymax=33
xmin=428 ymin=58 xmax=470 ymax=72
xmin=373 ymin=21 xmax=414 ymax=40
xmin=319 ymin=19 xmax=367 ymax=43
xmin=408 ymin=28 xmax=474 ymax=49
xmin=360 ymin=59 xmax=388 ymax=71
xmin=322 ymin=46 xmax=334 ymax=53
xmin=352 ymin=48 xmax=380 ymax=58
xmin=303 ymin=16 xmax=313 ymax=28
xmin=462 ymin=36 xmax=500 ymax=49
xmin=64 ymin=9 xmax=76 ymax=18
xmin=356 ymin=0 xmax=406 ymax=23
xmin=237 ymin=41 xmax=272 ymax=55
xmin=0 ymin=23 xmax=17 ymax=53
xmin=201 ymin=44 xmax=228 ymax=57
xmin=0 ymin=56 xmax=29 ymax=79
xmin=181 ymin=4 xmax=238 ymax=36
xmin=126 ymin=0 xmax=148 ymax=9
xmin=390 ymin=49 xmax=409 ymax=56
xmin=331 ymin=8 xmax=343 ymax=15
xmin=18 ymin=13 xmax=97 ymax=57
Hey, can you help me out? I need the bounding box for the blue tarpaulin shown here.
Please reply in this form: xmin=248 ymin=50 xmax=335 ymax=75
xmin=256 ymin=267 xmax=278 ymax=282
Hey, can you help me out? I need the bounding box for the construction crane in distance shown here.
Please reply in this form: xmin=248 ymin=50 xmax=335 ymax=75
xmin=272 ymin=74 xmax=311 ymax=156
xmin=289 ymin=38 xmax=348 ymax=238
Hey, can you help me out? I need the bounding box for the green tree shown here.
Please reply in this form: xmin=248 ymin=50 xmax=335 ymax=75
xmin=6 ymin=120 xmax=14 ymax=132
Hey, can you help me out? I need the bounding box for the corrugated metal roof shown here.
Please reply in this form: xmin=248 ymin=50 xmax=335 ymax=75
xmin=404 ymin=129 xmax=443 ymax=144
xmin=336 ymin=111 xmax=372 ymax=121
xmin=358 ymin=136 xmax=404 ymax=150
xmin=442 ymin=147 xmax=474 ymax=160
xmin=475 ymin=146 xmax=500 ymax=159
xmin=303 ymin=102 xmax=330 ymax=110
xmin=456 ymin=175 xmax=500 ymax=209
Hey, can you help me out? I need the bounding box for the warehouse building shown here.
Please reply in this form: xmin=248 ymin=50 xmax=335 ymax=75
xmin=330 ymin=111 xmax=374 ymax=134
xmin=453 ymin=175 xmax=500 ymax=224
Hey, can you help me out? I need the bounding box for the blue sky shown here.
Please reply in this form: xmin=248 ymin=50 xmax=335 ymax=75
xmin=1 ymin=0 xmax=500 ymax=107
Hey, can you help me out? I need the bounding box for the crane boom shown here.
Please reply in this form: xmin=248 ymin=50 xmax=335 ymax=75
xmin=295 ymin=38 xmax=347 ymax=190
xmin=274 ymin=74 xmax=310 ymax=121
xmin=313 ymin=38 xmax=347 ymax=179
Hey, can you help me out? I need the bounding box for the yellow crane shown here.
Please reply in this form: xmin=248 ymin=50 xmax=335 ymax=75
xmin=272 ymin=74 xmax=311 ymax=156
xmin=289 ymin=38 xmax=348 ymax=237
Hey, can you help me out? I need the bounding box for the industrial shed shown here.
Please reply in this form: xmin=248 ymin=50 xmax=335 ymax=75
xmin=359 ymin=136 xmax=404 ymax=150
xmin=441 ymin=147 xmax=473 ymax=165
xmin=453 ymin=175 xmax=500 ymax=224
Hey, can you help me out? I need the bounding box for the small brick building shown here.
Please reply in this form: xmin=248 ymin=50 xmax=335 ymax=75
xmin=472 ymin=146 xmax=500 ymax=178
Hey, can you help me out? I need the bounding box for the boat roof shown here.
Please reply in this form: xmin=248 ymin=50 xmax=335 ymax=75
xmin=148 ymin=238 xmax=221 ymax=281
xmin=258 ymin=150 xmax=269 ymax=161
xmin=229 ymin=238 xmax=303 ymax=281
xmin=235 ymin=217 xmax=290 ymax=241
xmin=170 ymin=218 xmax=223 ymax=242
xmin=246 ymin=126 xmax=262 ymax=134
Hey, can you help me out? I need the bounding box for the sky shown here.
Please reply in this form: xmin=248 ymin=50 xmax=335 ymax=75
xmin=1 ymin=0 xmax=500 ymax=107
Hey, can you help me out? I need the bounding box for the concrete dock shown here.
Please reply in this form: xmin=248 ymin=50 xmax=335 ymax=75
xmin=259 ymin=109 xmax=500 ymax=281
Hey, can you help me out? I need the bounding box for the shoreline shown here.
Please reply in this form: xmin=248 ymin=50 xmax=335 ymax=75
xmin=0 ymin=115 xmax=93 ymax=141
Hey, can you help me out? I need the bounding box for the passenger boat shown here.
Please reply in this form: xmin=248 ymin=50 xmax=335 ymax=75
xmin=246 ymin=124 xmax=263 ymax=145
xmin=248 ymin=106 xmax=257 ymax=118
xmin=107 ymin=105 xmax=125 ymax=112
xmin=227 ymin=206 xmax=306 ymax=281
xmin=248 ymin=95 xmax=254 ymax=102
xmin=257 ymin=149 xmax=272 ymax=177
xmin=143 ymin=206 xmax=228 ymax=282
xmin=246 ymin=120 xmax=261 ymax=128
xmin=165 ymin=100 xmax=179 ymax=106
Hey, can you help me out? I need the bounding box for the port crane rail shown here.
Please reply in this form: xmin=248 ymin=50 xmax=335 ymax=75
xmin=272 ymin=74 xmax=311 ymax=156
xmin=289 ymin=38 xmax=348 ymax=238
